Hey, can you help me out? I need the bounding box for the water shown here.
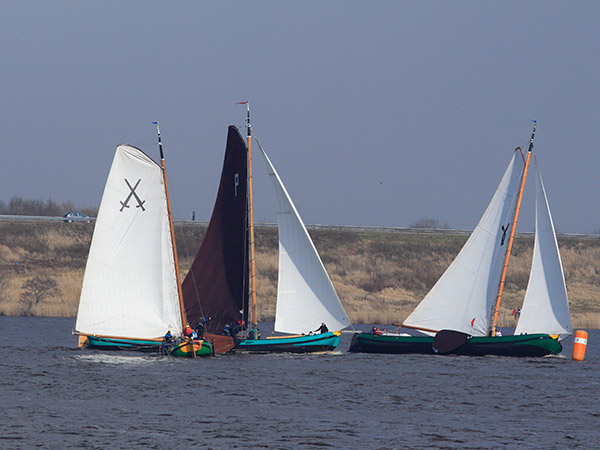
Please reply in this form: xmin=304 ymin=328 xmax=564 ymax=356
xmin=1 ymin=317 xmax=598 ymax=449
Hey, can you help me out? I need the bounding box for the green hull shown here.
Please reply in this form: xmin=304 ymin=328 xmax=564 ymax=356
xmin=168 ymin=340 xmax=213 ymax=357
xmin=84 ymin=336 xmax=213 ymax=357
xmin=350 ymin=332 xmax=562 ymax=357
xmin=86 ymin=336 xmax=162 ymax=352
xmin=235 ymin=331 xmax=341 ymax=353
xmin=457 ymin=334 xmax=562 ymax=356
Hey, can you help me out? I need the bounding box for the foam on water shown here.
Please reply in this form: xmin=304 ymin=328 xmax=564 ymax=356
xmin=71 ymin=353 xmax=155 ymax=365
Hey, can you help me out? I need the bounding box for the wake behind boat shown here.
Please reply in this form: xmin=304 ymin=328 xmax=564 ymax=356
xmin=74 ymin=126 xmax=211 ymax=358
xmin=350 ymin=123 xmax=572 ymax=357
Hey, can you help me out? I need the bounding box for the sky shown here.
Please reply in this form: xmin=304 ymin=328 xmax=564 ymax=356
xmin=2 ymin=1 xmax=599 ymax=233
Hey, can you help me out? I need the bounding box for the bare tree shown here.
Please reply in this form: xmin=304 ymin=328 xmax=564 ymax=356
xmin=410 ymin=217 xmax=451 ymax=229
xmin=19 ymin=275 xmax=61 ymax=315
xmin=0 ymin=196 xmax=96 ymax=217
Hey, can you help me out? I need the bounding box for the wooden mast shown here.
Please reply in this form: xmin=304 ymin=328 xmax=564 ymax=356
xmin=153 ymin=122 xmax=189 ymax=337
xmin=239 ymin=102 xmax=258 ymax=330
xmin=490 ymin=121 xmax=536 ymax=336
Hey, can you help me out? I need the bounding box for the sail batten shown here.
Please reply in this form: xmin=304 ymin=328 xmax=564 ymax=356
xmin=75 ymin=145 xmax=183 ymax=338
xmin=257 ymin=141 xmax=350 ymax=335
xmin=515 ymin=159 xmax=572 ymax=340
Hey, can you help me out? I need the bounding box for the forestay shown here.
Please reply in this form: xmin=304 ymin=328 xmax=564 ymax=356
xmin=403 ymin=151 xmax=524 ymax=336
xmin=75 ymin=145 xmax=183 ymax=338
xmin=515 ymin=159 xmax=572 ymax=340
xmin=257 ymin=144 xmax=350 ymax=334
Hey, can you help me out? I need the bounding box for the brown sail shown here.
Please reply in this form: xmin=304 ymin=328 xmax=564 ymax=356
xmin=181 ymin=126 xmax=249 ymax=351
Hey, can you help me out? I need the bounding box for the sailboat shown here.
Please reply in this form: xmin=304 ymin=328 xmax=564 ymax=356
xmin=350 ymin=123 xmax=572 ymax=356
xmin=182 ymin=105 xmax=351 ymax=353
xmin=74 ymin=125 xmax=212 ymax=357
xmin=180 ymin=125 xmax=250 ymax=354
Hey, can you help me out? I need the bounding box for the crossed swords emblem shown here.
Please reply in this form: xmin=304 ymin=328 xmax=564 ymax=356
xmin=120 ymin=178 xmax=146 ymax=212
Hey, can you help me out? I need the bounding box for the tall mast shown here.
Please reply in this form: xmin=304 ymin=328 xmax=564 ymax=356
xmin=238 ymin=102 xmax=257 ymax=330
xmin=490 ymin=121 xmax=536 ymax=336
xmin=153 ymin=122 xmax=188 ymax=332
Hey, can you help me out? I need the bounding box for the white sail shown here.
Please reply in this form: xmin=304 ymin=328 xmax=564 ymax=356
xmin=515 ymin=159 xmax=572 ymax=340
xmin=403 ymin=151 xmax=525 ymax=336
xmin=257 ymin=144 xmax=351 ymax=334
xmin=75 ymin=145 xmax=183 ymax=339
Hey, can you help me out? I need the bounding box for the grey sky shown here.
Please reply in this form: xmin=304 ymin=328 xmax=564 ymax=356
xmin=2 ymin=1 xmax=598 ymax=233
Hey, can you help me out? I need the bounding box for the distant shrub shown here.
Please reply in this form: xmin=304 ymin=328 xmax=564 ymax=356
xmin=410 ymin=217 xmax=450 ymax=229
xmin=19 ymin=275 xmax=61 ymax=316
xmin=358 ymin=273 xmax=396 ymax=293
xmin=255 ymin=228 xmax=278 ymax=250
xmin=260 ymin=266 xmax=279 ymax=283
xmin=0 ymin=196 xmax=97 ymax=217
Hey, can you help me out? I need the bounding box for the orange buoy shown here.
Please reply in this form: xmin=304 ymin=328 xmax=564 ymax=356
xmin=572 ymin=330 xmax=588 ymax=361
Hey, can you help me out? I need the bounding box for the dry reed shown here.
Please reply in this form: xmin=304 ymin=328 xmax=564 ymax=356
xmin=1 ymin=221 xmax=599 ymax=329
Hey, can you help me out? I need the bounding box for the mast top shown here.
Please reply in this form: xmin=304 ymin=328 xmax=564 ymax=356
xmin=237 ymin=101 xmax=251 ymax=138
xmin=153 ymin=121 xmax=164 ymax=161
xmin=528 ymin=120 xmax=536 ymax=153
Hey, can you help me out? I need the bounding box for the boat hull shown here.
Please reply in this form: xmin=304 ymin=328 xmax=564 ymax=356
xmin=235 ymin=331 xmax=341 ymax=353
xmin=84 ymin=336 xmax=213 ymax=357
xmin=454 ymin=334 xmax=562 ymax=357
xmin=204 ymin=333 xmax=236 ymax=355
xmin=350 ymin=332 xmax=562 ymax=357
xmin=168 ymin=340 xmax=213 ymax=357
xmin=86 ymin=336 xmax=163 ymax=352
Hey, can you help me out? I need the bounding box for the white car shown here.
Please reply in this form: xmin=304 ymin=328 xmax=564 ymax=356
xmin=63 ymin=211 xmax=91 ymax=223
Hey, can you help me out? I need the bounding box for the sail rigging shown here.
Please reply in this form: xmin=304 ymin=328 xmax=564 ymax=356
xmin=490 ymin=123 xmax=536 ymax=334
xmin=515 ymin=158 xmax=572 ymax=339
xmin=403 ymin=150 xmax=524 ymax=336
xmin=181 ymin=105 xmax=349 ymax=352
xmin=244 ymin=103 xmax=258 ymax=330
xmin=76 ymin=145 xmax=183 ymax=338
xmin=352 ymin=125 xmax=571 ymax=357
xmin=155 ymin=122 xmax=188 ymax=331
xmin=181 ymin=126 xmax=249 ymax=334
xmin=255 ymin=138 xmax=351 ymax=334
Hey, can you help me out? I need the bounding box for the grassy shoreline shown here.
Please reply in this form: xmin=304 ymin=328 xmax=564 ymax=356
xmin=1 ymin=220 xmax=599 ymax=329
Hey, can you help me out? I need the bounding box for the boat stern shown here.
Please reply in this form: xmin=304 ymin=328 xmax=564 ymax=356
xmin=169 ymin=340 xmax=213 ymax=357
xmin=77 ymin=334 xmax=89 ymax=348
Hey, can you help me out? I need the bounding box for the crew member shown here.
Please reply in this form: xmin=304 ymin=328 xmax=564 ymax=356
xmin=315 ymin=322 xmax=329 ymax=334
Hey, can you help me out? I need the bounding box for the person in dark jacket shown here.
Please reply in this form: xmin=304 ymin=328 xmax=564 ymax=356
xmin=315 ymin=322 xmax=329 ymax=334
xmin=196 ymin=316 xmax=209 ymax=339
xmin=230 ymin=320 xmax=239 ymax=337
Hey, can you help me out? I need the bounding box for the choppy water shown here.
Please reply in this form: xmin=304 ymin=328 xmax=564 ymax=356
xmin=0 ymin=317 xmax=598 ymax=449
